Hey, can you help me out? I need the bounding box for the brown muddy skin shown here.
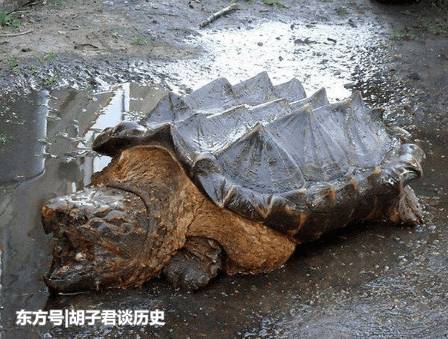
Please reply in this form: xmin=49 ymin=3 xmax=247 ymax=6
xmin=42 ymin=145 xmax=297 ymax=291
xmin=0 ymin=0 xmax=440 ymax=94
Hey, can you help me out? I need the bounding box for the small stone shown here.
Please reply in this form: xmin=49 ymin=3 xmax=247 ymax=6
xmin=75 ymin=252 xmax=86 ymax=262
xmin=408 ymin=72 xmax=421 ymax=81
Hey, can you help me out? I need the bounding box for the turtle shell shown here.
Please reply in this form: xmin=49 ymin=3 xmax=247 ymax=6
xmin=93 ymin=72 xmax=424 ymax=235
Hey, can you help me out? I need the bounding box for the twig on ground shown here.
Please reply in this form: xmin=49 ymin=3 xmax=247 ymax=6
xmin=0 ymin=29 xmax=34 ymax=37
xmin=7 ymin=0 xmax=36 ymax=14
xmin=199 ymin=3 xmax=239 ymax=28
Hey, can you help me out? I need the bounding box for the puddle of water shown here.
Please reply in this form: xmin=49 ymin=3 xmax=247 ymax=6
xmin=0 ymin=92 xmax=49 ymax=183
xmin=163 ymin=20 xmax=385 ymax=100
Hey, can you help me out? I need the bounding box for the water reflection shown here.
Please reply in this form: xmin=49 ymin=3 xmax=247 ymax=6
xmin=0 ymin=91 xmax=49 ymax=183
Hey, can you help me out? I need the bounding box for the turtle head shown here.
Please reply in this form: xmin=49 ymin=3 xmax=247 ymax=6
xmin=41 ymin=186 xmax=173 ymax=293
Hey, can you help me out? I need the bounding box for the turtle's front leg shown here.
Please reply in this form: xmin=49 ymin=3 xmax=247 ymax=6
xmin=163 ymin=237 xmax=223 ymax=290
xmin=388 ymin=186 xmax=423 ymax=226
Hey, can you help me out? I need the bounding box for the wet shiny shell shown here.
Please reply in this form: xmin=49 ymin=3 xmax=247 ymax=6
xmin=93 ymin=72 xmax=424 ymax=233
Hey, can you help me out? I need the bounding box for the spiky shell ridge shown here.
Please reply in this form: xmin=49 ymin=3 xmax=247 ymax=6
xmin=93 ymin=72 xmax=424 ymax=233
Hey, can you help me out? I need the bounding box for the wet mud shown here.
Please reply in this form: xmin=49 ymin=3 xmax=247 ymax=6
xmin=1 ymin=0 xmax=448 ymax=338
xmin=0 ymin=0 xmax=408 ymax=94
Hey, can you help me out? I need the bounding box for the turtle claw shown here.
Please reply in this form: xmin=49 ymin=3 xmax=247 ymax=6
xmin=163 ymin=237 xmax=223 ymax=290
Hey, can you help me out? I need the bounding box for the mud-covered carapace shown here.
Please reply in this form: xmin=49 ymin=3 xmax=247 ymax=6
xmin=42 ymin=72 xmax=424 ymax=293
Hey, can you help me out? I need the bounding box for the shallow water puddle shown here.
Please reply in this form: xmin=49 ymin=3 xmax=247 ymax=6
xmin=0 ymin=92 xmax=49 ymax=182
xmin=0 ymin=84 xmax=165 ymax=183
xmin=164 ymin=20 xmax=384 ymax=99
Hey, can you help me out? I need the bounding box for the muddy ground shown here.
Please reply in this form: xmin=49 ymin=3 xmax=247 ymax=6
xmin=1 ymin=0 xmax=448 ymax=337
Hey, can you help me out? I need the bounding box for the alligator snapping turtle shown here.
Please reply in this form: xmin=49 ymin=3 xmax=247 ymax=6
xmin=42 ymin=72 xmax=424 ymax=292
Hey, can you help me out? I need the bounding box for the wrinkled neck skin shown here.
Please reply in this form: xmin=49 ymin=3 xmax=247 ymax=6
xmin=42 ymin=146 xmax=296 ymax=292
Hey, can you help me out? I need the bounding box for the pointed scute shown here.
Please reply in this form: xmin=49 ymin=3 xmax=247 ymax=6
xmin=311 ymin=93 xmax=391 ymax=168
xmin=183 ymin=77 xmax=234 ymax=113
xmin=216 ymin=123 xmax=305 ymax=194
xmin=273 ymin=78 xmax=306 ymax=102
xmin=232 ymin=71 xmax=275 ymax=105
xmin=144 ymin=92 xmax=187 ymax=125
xmin=310 ymin=93 xmax=394 ymax=168
xmin=143 ymin=72 xmax=311 ymax=127
xmin=173 ymin=98 xmax=293 ymax=153
xmin=347 ymin=91 xmax=393 ymax=166
xmin=290 ymin=87 xmax=329 ymax=111
xmin=266 ymin=105 xmax=351 ymax=181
